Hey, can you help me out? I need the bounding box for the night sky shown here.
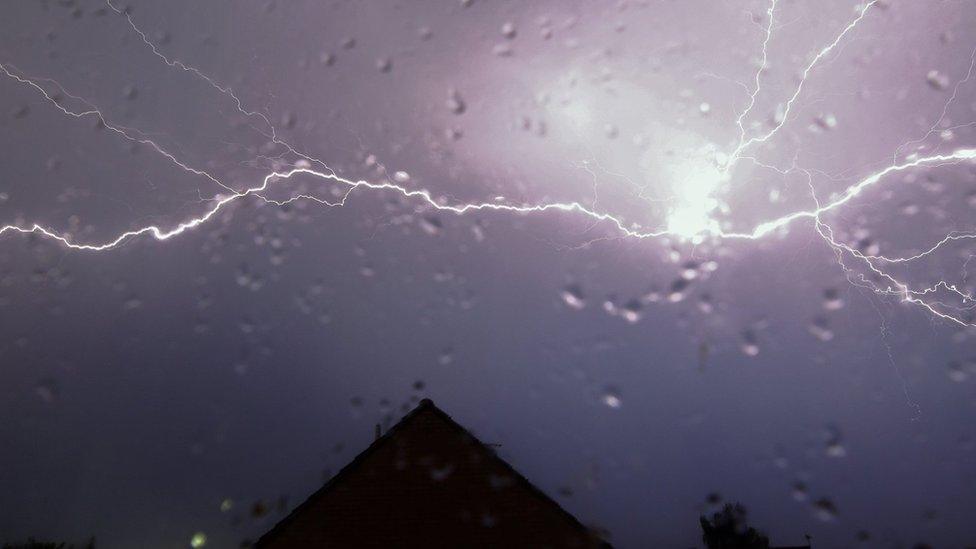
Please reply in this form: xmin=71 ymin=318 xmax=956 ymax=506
xmin=1 ymin=1 xmax=976 ymax=547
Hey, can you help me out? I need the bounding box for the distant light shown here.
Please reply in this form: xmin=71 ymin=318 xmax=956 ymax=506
xmin=190 ymin=532 xmax=207 ymax=548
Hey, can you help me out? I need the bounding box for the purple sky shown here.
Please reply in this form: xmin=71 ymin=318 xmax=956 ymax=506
xmin=1 ymin=1 xmax=975 ymax=547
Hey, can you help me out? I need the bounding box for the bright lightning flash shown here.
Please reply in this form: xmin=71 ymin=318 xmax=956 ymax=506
xmin=665 ymin=150 xmax=728 ymax=240
xmin=1 ymin=0 xmax=975 ymax=328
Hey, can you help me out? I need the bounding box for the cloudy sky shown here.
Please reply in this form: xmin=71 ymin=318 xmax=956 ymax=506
xmin=1 ymin=0 xmax=975 ymax=547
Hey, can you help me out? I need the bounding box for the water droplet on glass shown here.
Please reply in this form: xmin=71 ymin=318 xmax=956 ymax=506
xmin=493 ymin=43 xmax=513 ymax=57
xmin=823 ymin=288 xmax=844 ymax=310
xmin=420 ymin=215 xmax=442 ymax=235
xmin=740 ymin=329 xmax=760 ymax=357
xmin=824 ymin=425 xmax=846 ymax=458
xmin=430 ymin=463 xmax=454 ymax=481
xmin=681 ymin=261 xmax=700 ymax=280
xmin=601 ymin=387 xmax=622 ymax=408
xmin=501 ymin=21 xmax=517 ymax=39
xmin=190 ymin=532 xmax=207 ymax=548
xmin=446 ymin=88 xmax=466 ymax=115
xmin=791 ymin=481 xmax=809 ymax=502
xmin=926 ymin=70 xmax=949 ymax=91
xmin=438 ymin=348 xmax=454 ymax=365
xmin=620 ymin=299 xmax=642 ymax=323
xmin=560 ymin=284 xmax=586 ymax=309
xmin=668 ymin=278 xmax=689 ymax=302
xmin=813 ymin=498 xmax=838 ymax=522
xmin=947 ymin=361 xmax=968 ymax=383
xmin=808 ymin=317 xmax=834 ymax=342
xmin=814 ymin=113 xmax=837 ymax=130
xmin=34 ymin=378 xmax=59 ymax=403
xmin=319 ymin=51 xmax=336 ymax=66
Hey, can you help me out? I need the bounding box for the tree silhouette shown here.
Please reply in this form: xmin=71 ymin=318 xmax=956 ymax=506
xmin=700 ymin=502 xmax=770 ymax=549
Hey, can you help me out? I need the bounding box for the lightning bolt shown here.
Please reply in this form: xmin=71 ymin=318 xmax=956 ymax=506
xmin=727 ymin=0 xmax=879 ymax=166
xmin=733 ymin=0 xmax=777 ymax=151
xmin=1 ymin=0 xmax=975 ymax=328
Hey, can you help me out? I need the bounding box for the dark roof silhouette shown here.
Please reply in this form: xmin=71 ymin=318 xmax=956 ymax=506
xmin=255 ymin=398 xmax=609 ymax=548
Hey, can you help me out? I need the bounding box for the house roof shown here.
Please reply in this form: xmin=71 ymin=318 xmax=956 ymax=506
xmin=255 ymin=398 xmax=610 ymax=548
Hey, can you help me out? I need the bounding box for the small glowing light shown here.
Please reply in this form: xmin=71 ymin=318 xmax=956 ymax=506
xmin=190 ymin=532 xmax=207 ymax=548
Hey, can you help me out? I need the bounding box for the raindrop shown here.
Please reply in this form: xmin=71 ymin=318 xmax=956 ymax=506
xmin=239 ymin=318 xmax=255 ymax=334
xmin=438 ymin=348 xmax=454 ymax=365
xmin=668 ymin=278 xmax=689 ymax=302
xmin=430 ymin=463 xmax=454 ymax=481
xmin=420 ymin=215 xmax=442 ymax=235
xmin=740 ymin=329 xmax=760 ymax=357
xmin=698 ymin=294 xmax=714 ymax=314
xmin=560 ymin=284 xmax=586 ymax=309
xmin=808 ymin=317 xmax=834 ymax=342
xmin=642 ymin=288 xmax=661 ymax=303
xmin=319 ymin=52 xmax=336 ymax=66
xmin=823 ymin=288 xmax=844 ymax=310
xmin=791 ymin=481 xmax=809 ymax=502
xmin=947 ymin=361 xmax=968 ymax=383
xmin=190 ymin=532 xmax=207 ymax=548
xmin=480 ymin=512 xmax=497 ymax=527
xmin=492 ymin=43 xmax=513 ymax=57
xmin=446 ymin=88 xmax=466 ymax=115
xmin=34 ymin=378 xmax=59 ymax=403
xmin=501 ymin=21 xmax=517 ymax=39
xmin=445 ymin=126 xmax=463 ymax=140
xmin=855 ymin=238 xmax=879 ymax=256
xmin=601 ymin=386 xmax=622 ymax=409
xmin=251 ymin=501 xmax=268 ymax=518
xmin=812 ymin=498 xmax=838 ymax=522
xmin=281 ymin=111 xmax=297 ymax=129
xmin=376 ymin=57 xmax=392 ymax=73
xmin=814 ymin=113 xmax=837 ymax=130
xmin=824 ymin=425 xmax=846 ymax=458
xmin=926 ymin=70 xmax=949 ymax=91
xmin=620 ymin=299 xmax=642 ymax=323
